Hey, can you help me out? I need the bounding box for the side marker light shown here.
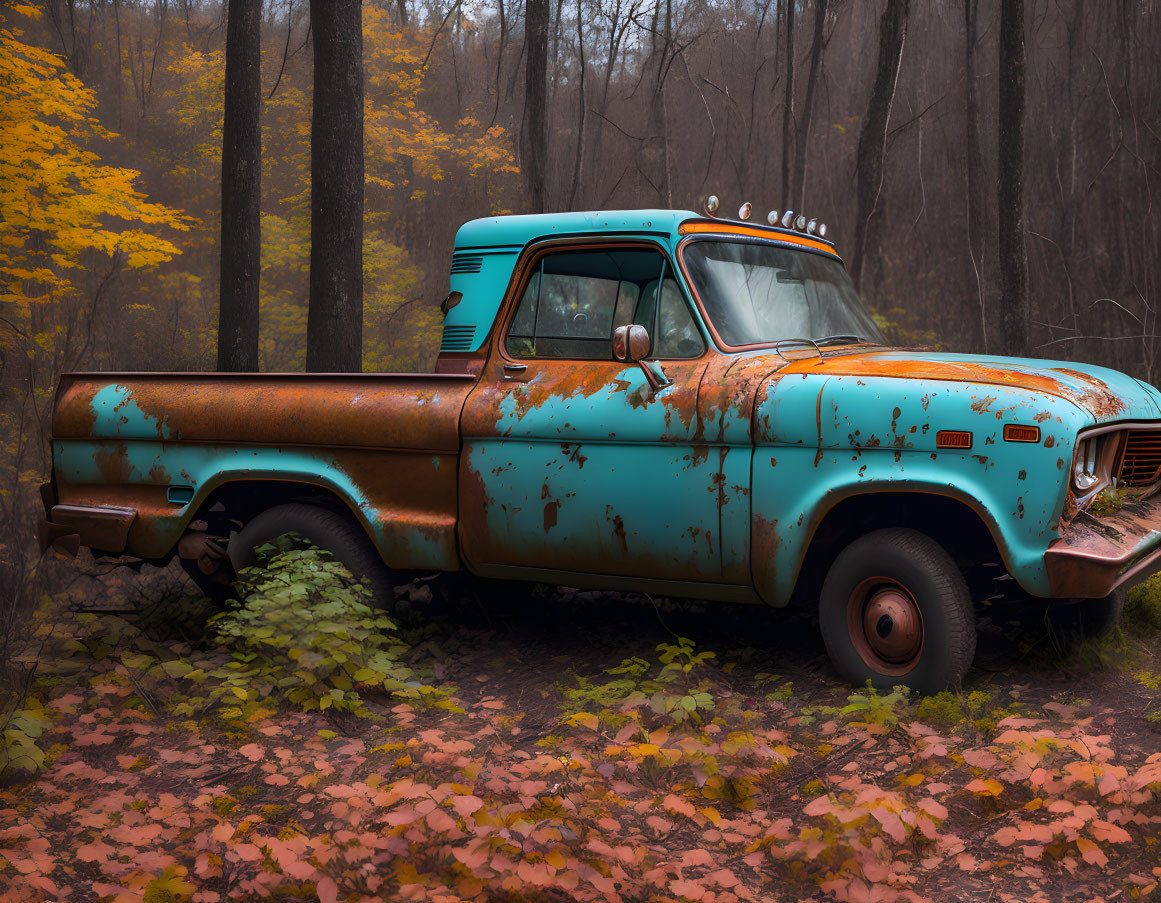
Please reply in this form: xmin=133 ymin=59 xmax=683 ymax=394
xmin=937 ymin=430 xmax=973 ymax=449
xmin=1004 ymin=424 xmax=1041 ymax=443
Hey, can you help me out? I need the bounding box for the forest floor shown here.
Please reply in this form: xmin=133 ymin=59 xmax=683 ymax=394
xmin=2 ymin=552 xmax=1161 ymax=903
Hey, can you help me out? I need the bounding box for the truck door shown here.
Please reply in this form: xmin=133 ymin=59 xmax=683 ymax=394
xmin=459 ymin=242 xmax=729 ymax=584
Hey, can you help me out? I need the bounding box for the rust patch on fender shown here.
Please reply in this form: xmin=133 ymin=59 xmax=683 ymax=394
xmin=1076 ymin=388 xmax=1127 ymax=419
xmin=611 ymin=515 xmax=628 ymax=554
xmin=560 ymin=443 xmax=587 ymax=468
xmin=94 ymin=443 xmax=134 ymax=484
xmin=752 ymin=515 xmax=780 ymax=566
xmin=751 ymin=515 xmax=781 ymax=603
xmin=970 ymin=395 xmax=998 ymax=414
xmin=458 ymin=457 xmax=497 ymax=564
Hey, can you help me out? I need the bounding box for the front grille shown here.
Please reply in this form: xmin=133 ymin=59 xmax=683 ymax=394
xmin=440 ymin=325 xmax=476 ymax=352
xmin=1118 ymin=430 xmax=1161 ymax=486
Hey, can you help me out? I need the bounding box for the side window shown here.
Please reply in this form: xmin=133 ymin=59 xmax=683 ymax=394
xmin=506 ymin=271 xmax=540 ymax=357
xmin=505 ymin=248 xmax=661 ymax=359
xmin=655 ymin=276 xmax=706 ymax=358
xmin=630 ymin=275 xmax=705 ymax=359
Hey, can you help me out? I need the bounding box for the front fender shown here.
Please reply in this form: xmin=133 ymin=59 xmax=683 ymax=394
xmin=751 ymin=373 xmax=1090 ymax=603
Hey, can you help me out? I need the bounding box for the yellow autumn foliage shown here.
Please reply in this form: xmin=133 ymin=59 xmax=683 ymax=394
xmin=0 ymin=18 xmax=190 ymax=327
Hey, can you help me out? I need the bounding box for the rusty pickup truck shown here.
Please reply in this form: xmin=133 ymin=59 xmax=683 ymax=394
xmin=39 ymin=208 xmax=1161 ymax=692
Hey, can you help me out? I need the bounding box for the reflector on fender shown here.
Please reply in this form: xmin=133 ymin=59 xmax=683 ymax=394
xmin=1004 ymin=424 xmax=1040 ymax=443
xmin=936 ymin=430 xmax=972 ymax=449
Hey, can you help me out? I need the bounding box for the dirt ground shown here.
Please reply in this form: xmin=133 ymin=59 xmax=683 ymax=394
xmin=1 ymin=559 xmax=1160 ymax=902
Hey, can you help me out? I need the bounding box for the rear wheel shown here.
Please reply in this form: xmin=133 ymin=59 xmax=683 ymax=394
xmin=819 ymin=528 xmax=976 ymax=694
xmin=228 ymin=503 xmax=397 ymax=609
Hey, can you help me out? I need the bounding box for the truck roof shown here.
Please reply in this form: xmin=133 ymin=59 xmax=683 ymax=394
xmin=453 ymin=209 xmax=701 ymax=251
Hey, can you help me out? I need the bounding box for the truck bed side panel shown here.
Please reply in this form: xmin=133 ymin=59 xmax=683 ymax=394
xmin=51 ymin=373 xmax=474 ymax=569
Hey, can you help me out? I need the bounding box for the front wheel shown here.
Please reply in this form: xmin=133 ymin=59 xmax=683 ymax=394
xmin=819 ymin=528 xmax=977 ymax=695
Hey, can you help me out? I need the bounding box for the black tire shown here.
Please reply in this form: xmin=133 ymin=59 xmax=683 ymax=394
xmin=1046 ymin=588 xmax=1126 ymax=643
xmin=228 ymin=503 xmax=396 ymax=609
xmin=819 ymin=527 xmax=976 ymax=695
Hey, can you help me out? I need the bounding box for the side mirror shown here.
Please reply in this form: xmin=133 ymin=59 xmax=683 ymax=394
xmin=612 ymin=325 xmax=651 ymax=362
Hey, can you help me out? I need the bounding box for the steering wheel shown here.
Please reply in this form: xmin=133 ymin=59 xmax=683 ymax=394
xmin=572 ymin=312 xmax=589 ymax=328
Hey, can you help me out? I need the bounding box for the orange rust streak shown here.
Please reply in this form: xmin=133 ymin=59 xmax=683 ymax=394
xmin=54 ymin=374 xmax=474 ymax=452
xmin=779 ymin=355 xmax=1072 ymax=397
xmin=677 ymin=222 xmax=838 ymax=256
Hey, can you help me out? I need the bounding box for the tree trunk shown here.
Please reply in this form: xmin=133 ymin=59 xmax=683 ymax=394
xmin=523 ymin=0 xmax=549 ymax=213
xmin=585 ymin=0 xmax=628 ymax=203
xmin=640 ymin=0 xmax=673 ymax=206
xmin=780 ymin=0 xmax=794 ymax=206
xmin=851 ymin=0 xmax=910 ymax=295
xmin=567 ymin=7 xmax=587 ymax=210
xmin=217 ymin=0 xmax=261 ymax=372
xmin=962 ymin=0 xmax=986 ymax=350
xmin=791 ymin=0 xmax=827 ymax=210
xmin=112 ymin=0 xmax=124 ymax=130
xmin=306 ymin=0 xmax=364 ymax=372
xmin=997 ymin=0 xmax=1030 ymax=357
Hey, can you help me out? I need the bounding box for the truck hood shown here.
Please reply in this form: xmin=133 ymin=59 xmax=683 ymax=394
xmin=774 ymin=348 xmax=1161 ymax=424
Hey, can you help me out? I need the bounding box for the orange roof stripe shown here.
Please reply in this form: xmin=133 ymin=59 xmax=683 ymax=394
xmin=678 ymin=222 xmax=839 ymax=256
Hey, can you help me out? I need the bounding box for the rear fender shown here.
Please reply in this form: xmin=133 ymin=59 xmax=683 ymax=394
xmin=52 ymin=440 xmax=460 ymax=571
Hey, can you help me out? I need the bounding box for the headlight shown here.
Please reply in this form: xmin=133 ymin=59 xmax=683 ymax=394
xmin=1073 ymin=437 xmax=1100 ymax=491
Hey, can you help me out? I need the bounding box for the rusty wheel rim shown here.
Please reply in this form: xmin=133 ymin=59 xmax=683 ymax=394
xmin=846 ymin=577 xmax=924 ymax=676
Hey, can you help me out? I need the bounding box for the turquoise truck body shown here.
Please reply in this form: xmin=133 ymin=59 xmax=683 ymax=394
xmin=41 ymin=209 xmax=1161 ymax=680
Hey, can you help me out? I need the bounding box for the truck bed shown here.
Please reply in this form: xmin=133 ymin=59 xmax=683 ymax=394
xmin=48 ymin=372 xmax=476 ymax=569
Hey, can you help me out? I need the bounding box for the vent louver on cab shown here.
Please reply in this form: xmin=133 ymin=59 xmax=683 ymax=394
xmin=450 ymin=254 xmax=484 ymax=274
xmin=1118 ymin=430 xmax=1161 ymax=486
xmin=440 ymin=325 xmax=476 ymax=352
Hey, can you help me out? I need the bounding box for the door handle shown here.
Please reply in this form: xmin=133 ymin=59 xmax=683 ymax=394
xmin=503 ymin=363 xmax=528 ymax=375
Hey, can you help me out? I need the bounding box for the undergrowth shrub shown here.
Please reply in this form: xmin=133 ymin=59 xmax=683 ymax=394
xmin=833 ymin=683 xmax=912 ymax=731
xmin=797 ymin=683 xmax=913 ymax=732
xmin=0 ymin=699 xmax=49 ymax=778
xmin=916 ymin=689 xmax=1027 ymax=737
xmin=1126 ymin=575 xmax=1161 ymax=636
xmin=187 ymin=539 xmax=437 ymax=718
xmin=561 ymin=636 xmax=718 ymax=728
xmin=1134 ymin=670 xmax=1161 ymax=723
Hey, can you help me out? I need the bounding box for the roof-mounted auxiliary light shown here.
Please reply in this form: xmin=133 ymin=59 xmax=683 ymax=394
xmin=695 ymin=196 xmax=832 ymax=241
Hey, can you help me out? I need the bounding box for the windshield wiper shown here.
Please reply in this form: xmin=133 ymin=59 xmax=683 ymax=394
xmin=812 ymin=334 xmax=864 ymax=347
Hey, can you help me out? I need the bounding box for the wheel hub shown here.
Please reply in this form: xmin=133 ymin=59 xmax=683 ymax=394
xmin=847 ymin=578 xmax=924 ymax=674
xmin=862 ymin=588 xmax=922 ymax=663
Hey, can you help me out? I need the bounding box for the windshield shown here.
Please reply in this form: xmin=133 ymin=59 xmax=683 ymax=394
xmin=682 ymin=240 xmax=885 ymax=347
